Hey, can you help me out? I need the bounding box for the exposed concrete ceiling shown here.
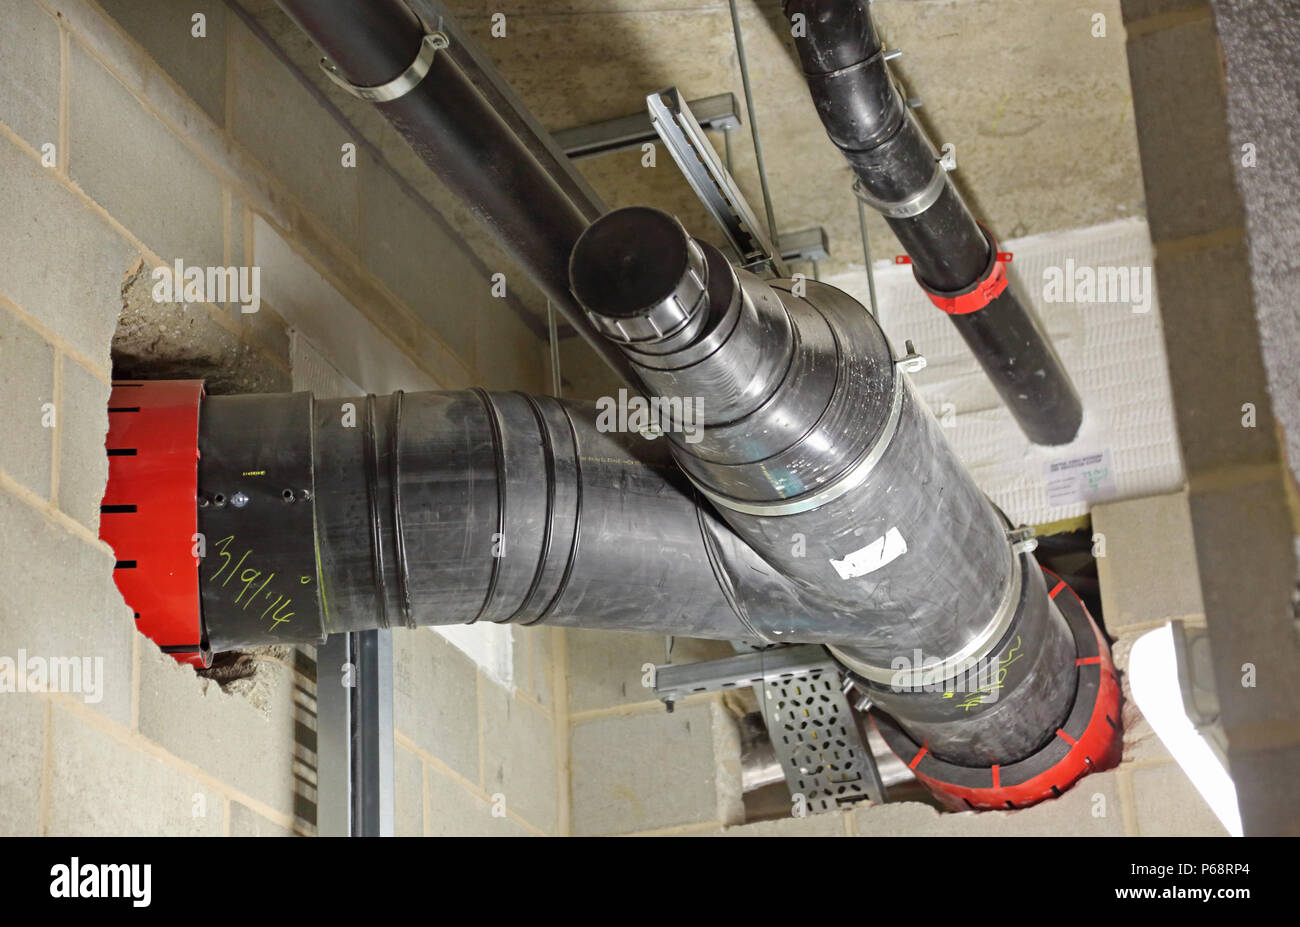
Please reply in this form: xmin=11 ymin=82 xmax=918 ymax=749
xmin=242 ymin=0 xmax=1147 ymax=338
xmin=452 ymin=0 xmax=1147 ymax=273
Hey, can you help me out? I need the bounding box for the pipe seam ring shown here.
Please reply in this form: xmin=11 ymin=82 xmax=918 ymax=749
xmin=690 ymin=363 xmax=904 ymax=517
xmin=804 ymin=45 xmax=887 ymax=83
xmin=320 ymin=32 xmax=449 ymax=104
xmin=830 ymin=546 xmax=1023 ymax=687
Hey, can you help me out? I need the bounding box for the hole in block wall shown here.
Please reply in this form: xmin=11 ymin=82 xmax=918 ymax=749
xmin=112 ymin=259 xmax=291 ymax=396
xmin=107 ymin=257 xmax=298 ymax=697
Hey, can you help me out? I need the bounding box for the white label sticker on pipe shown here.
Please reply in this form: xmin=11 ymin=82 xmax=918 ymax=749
xmin=830 ymin=527 xmax=907 ymax=580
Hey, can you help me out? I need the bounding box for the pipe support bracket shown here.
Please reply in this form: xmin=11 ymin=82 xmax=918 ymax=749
xmin=852 ymin=162 xmax=946 ymax=219
xmin=320 ymin=31 xmax=449 ymax=103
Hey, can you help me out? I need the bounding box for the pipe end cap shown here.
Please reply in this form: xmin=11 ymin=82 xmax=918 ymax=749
xmin=569 ymin=206 xmax=708 ymax=345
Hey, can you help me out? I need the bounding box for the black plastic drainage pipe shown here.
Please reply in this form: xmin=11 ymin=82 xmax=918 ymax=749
xmin=782 ymin=0 xmax=1083 ymax=446
xmin=105 ymin=207 xmax=1117 ymax=790
xmin=191 ymin=390 xmax=1076 ymax=769
xmin=194 ymin=389 xmax=774 ymax=648
xmin=274 ymin=0 xmax=641 ymax=391
xmin=179 ymin=208 xmax=1087 ymax=772
xmin=568 ymin=206 xmax=1082 ymax=766
xmin=162 ymin=3 xmax=1123 ymax=804
xmin=196 ymin=386 xmax=1002 ymax=665
xmin=107 ymin=368 xmax=1113 ymax=794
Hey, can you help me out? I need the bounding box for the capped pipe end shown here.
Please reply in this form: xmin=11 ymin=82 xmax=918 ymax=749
xmin=569 ymin=206 xmax=709 ymax=346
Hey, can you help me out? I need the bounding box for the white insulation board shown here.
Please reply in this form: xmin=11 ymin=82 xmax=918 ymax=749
xmin=823 ymin=218 xmax=1184 ymax=527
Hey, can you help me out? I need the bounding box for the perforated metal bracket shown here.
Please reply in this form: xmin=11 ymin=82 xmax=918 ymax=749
xmin=654 ymin=645 xmax=885 ymax=813
xmin=654 ymin=644 xmax=831 ymax=704
xmin=763 ymin=662 xmax=883 ymax=812
xmin=320 ymin=32 xmax=449 ymax=103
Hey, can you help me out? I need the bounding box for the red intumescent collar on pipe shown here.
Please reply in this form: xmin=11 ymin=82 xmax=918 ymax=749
xmin=871 ymin=568 xmax=1124 ymax=811
xmin=895 ymin=225 xmax=1013 ymax=315
xmin=98 ymin=380 xmax=209 ymax=668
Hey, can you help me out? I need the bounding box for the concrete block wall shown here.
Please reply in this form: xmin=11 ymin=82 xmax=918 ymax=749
xmin=563 ymin=630 xmax=747 ymax=835
xmin=0 ymin=0 xmax=550 ymax=836
xmin=391 ymin=626 xmax=565 ymax=836
xmin=1117 ymin=0 xmax=1300 ymax=835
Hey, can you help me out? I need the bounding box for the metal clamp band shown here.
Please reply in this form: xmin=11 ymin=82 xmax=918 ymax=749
xmin=830 ymin=546 xmax=1023 ymax=687
xmin=320 ymin=32 xmax=448 ymax=104
xmin=852 ymin=161 xmax=946 ymax=219
xmin=810 ymin=45 xmax=887 ymax=82
xmin=692 ymin=367 xmax=905 ymax=518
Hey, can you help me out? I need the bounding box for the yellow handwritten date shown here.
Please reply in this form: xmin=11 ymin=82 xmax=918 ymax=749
xmin=209 ymin=535 xmax=296 ymax=632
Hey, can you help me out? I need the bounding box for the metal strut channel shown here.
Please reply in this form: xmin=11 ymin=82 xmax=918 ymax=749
xmin=647 ymin=88 xmax=786 ymax=276
xmin=654 ymin=644 xmax=836 ymax=703
xmin=554 ymin=93 xmax=742 ymax=159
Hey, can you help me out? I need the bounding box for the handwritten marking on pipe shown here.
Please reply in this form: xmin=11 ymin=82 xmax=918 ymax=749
xmin=829 ymin=527 xmax=907 ymax=580
xmin=210 ymin=535 xmax=296 ymax=632
xmin=941 ymin=635 xmax=1024 ymax=710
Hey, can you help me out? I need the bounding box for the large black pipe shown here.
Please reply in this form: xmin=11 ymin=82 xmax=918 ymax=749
xmin=568 ymin=206 xmax=1080 ymax=764
xmin=783 ymin=0 xmax=1083 ymax=446
xmin=193 ymin=215 xmax=1083 ymax=767
xmin=274 ymin=0 xmax=639 ymax=390
xmin=195 ymin=381 xmax=1075 ymax=768
xmin=196 ymin=389 xmax=885 ymax=649
xmin=230 ymin=2 xmax=1100 ymax=777
xmin=571 ymin=209 xmax=1006 ymax=658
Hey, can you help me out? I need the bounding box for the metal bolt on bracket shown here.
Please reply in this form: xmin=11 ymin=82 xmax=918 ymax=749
xmin=896 ymin=339 xmax=927 ymax=374
xmin=1008 ymin=525 xmax=1038 ymax=554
